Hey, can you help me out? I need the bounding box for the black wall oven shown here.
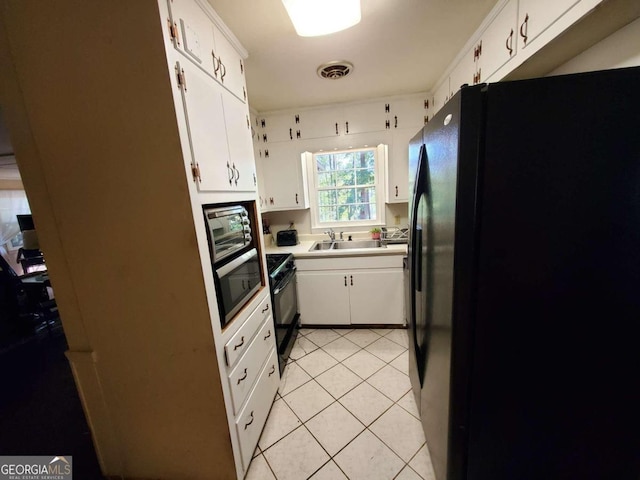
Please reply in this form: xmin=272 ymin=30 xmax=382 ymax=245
xmin=204 ymin=202 xmax=264 ymax=328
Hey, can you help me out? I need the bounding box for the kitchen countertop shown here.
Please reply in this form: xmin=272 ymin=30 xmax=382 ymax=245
xmin=265 ymin=239 xmax=407 ymax=258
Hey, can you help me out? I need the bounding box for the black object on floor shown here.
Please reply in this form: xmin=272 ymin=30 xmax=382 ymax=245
xmin=0 ymin=328 xmax=104 ymax=479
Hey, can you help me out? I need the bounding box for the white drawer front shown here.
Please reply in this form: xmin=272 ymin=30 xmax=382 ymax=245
xmin=235 ymin=347 xmax=279 ymax=471
xmin=228 ymin=317 xmax=276 ymax=415
xmin=225 ymin=295 xmax=271 ymax=367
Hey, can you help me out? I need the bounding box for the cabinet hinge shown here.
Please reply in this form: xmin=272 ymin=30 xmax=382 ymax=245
xmin=424 ymin=115 xmax=429 ymax=124
xmin=243 ymin=86 xmax=247 ymax=101
xmin=261 ymin=119 xmax=266 ymax=128
xmin=168 ymin=19 xmax=180 ymax=46
xmin=246 ymin=115 xmax=250 ymax=129
xmin=265 ymin=149 xmax=269 ymax=158
xmin=385 ymin=120 xmax=390 ymax=129
xmin=296 ymin=130 xmax=301 ymax=139
xmin=191 ymin=163 xmax=201 ymax=183
xmin=385 ymin=103 xmax=390 ymax=113
xmin=253 ymin=173 xmax=256 ymax=186
xmin=263 ymin=133 xmax=268 ymax=142
xmin=424 ymin=99 xmax=429 ymax=109
xmin=240 ymin=59 xmax=244 ymax=74
xmin=175 ymin=63 xmax=187 ymax=91
xmin=295 ymin=114 xmax=300 ymax=124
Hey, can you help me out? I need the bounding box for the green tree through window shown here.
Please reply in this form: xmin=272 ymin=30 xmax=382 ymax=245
xmin=315 ymin=148 xmax=377 ymax=222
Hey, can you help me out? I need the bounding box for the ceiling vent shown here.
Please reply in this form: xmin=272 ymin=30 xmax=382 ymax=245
xmin=317 ymin=61 xmax=354 ymax=79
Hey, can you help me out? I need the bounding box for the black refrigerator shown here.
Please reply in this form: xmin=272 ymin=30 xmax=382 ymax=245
xmin=407 ymin=67 xmax=640 ymax=480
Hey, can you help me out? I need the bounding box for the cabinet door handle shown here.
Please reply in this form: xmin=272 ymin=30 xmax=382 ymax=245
xmin=220 ymin=61 xmax=227 ymax=82
xmin=350 ymin=275 xmax=353 ymax=286
xmin=227 ymin=161 xmax=233 ymax=186
xmin=233 ymin=336 xmax=245 ymax=350
xmin=253 ymin=173 xmax=256 ymax=186
xmin=506 ymin=28 xmax=514 ymax=55
xmin=244 ymin=411 xmax=254 ymax=430
xmin=264 ymin=330 xmax=271 ymax=340
xmin=345 ymin=121 xmax=349 ymax=134
xmin=344 ymin=275 xmax=347 ymax=287
xmin=233 ymin=164 xmax=240 ymax=186
xmin=520 ymin=13 xmax=529 ymax=45
xmin=295 ymin=193 xmax=299 ymax=204
xmin=212 ymin=51 xmax=220 ymax=77
xmin=289 ymin=128 xmax=293 ymax=140
xmin=395 ymin=185 xmax=399 ymax=197
xmin=268 ymin=364 xmax=276 ymax=376
xmin=394 ymin=116 xmax=398 ymax=128
xmin=237 ymin=368 xmax=248 ymax=385
xmin=335 ymin=123 xmax=339 ymax=135
xmin=261 ymin=304 xmax=270 ymax=314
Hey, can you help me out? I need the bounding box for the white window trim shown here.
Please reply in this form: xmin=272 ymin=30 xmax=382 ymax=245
xmin=304 ymin=144 xmax=387 ymax=232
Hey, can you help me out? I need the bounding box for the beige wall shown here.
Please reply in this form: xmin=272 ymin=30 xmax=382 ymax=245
xmin=0 ymin=1 xmax=236 ymax=478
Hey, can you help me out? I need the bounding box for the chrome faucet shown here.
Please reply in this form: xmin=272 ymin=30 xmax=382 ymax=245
xmin=324 ymin=228 xmax=335 ymax=241
xmin=339 ymin=231 xmax=344 ymax=241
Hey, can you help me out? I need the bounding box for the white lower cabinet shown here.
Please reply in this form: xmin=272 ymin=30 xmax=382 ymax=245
xmin=296 ymin=255 xmax=405 ymax=326
xmin=235 ymin=347 xmax=279 ymax=470
xmin=223 ymin=294 xmax=278 ymax=475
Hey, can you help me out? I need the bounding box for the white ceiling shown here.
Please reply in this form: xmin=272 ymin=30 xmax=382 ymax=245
xmin=207 ymin=0 xmax=499 ymax=112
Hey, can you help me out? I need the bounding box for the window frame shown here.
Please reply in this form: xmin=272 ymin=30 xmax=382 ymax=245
xmin=305 ymin=144 xmax=387 ymax=231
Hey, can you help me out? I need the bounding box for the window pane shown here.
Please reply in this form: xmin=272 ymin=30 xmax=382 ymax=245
xmin=318 ymin=190 xmax=337 ymax=206
xmin=356 ymin=168 xmax=375 ymax=185
xmin=318 ymin=172 xmax=335 ymax=188
xmin=335 ymin=170 xmax=354 ymax=187
xmin=336 ymin=188 xmax=356 ymax=205
xmin=316 ymin=155 xmax=332 ymax=172
xmin=335 ymin=153 xmax=354 ymax=171
xmin=356 ymin=187 xmax=376 ymax=203
xmin=319 ymin=206 xmax=337 ymax=222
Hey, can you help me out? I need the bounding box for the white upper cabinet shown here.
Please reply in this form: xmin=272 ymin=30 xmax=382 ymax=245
xmin=212 ymin=24 xmax=247 ymax=102
xmin=478 ymin=0 xmax=519 ymax=83
xmin=389 ymin=97 xmax=428 ymax=129
xmin=517 ymin=0 xmax=581 ymax=51
xmin=167 ymin=0 xmax=215 ymax=67
xmin=262 ymin=113 xmax=296 ymax=143
xmin=297 ymin=108 xmax=341 ymax=140
xmin=433 ymin=78 xmax=450 ymax=113
xmin=167 ymin=0 xmax=247 ymax=102
xmin=262 ymin=143 xmax=309 ymax=210
xmin=222 ymin=90 xmax=256 ymax=190
xmin=449 ymin=46 xmax=476 ymax=98
xmin=343 ymin=102 xmax=389 ymax=135
xmin=175 ymin=59 xmax=232 ymax=192
xmin=387 ymin=127 xmax=416 ymax=203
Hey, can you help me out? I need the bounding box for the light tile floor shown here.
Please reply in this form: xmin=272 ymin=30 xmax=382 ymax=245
xmin=246 ymin=327 xmax=437 ymax=480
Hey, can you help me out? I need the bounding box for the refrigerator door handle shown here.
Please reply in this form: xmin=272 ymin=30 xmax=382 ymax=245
xmin=415 ymin=227 xmax=422 ymax=292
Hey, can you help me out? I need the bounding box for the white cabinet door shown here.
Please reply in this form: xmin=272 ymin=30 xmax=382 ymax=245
xmin=479 ymin=0 xmax=518 ymax=83
xmin=389 ymin=97 xmax=427 ymax=130
xmin=297 ymin=272 xmax=351 ymax=325
xmin=349 ymin=269 xmax=404 ymax=325
xmin=298 ymin=107 xmax=341 ymax=139
xmin=449 ymin=47 xmax=475 ymax=98
xmin=433 ymin=78 xmax=450 ymax=114
xmin=212 ymin=24 xmax=247 ymax=102
xmin=263 ymin=113 xmax=295 ymax=143
xmin=343 ymin=102 xmax=389 ymax=135
xmin=262 ymin=142 xmax=307 ymax=210
xmin=518 ymin=0 xmax=580 ymax=51
xmin=387 ymin=127 xmax=416 ymax=203
xmin=177 ymin=59 xmax=234 ymax=192
xmin=167 ymin=0 xmax=215 ymax=69
xmin=222 ymin=90 xmax=256 ymax=191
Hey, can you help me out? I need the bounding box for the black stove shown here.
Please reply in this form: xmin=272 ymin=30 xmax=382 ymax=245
xmin=266 ymin=254 xmax=299 ymax=373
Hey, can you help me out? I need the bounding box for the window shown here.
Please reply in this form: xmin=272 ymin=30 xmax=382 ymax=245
xmin=305 ymin=145 xmax=387 ymax=230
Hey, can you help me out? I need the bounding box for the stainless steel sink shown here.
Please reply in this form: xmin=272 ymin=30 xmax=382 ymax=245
xmin=308 ymin=241 xmax=335 ymax=251
xmin=332 ymin=240 xmax=384 ymax=249
xmin=308 ymin=239 xmax=385 ymax=251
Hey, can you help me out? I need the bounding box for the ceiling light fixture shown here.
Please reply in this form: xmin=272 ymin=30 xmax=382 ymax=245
xmin=282 ymin=0 xmax=361 ymax=37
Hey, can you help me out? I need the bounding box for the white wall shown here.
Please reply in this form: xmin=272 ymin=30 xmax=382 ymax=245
xmin=550 ymin=17 xmax=640 ymax=75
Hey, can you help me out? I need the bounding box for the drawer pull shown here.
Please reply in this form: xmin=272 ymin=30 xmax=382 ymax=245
xmin=261 ymin=304 xmax=270 ymax=314
xmin=264 ymin=330 xmax=272 ymax=340
xmin=268 ymin=364 xmax=276 ymax=377
xmin=237 ymin=368 xmax=248 ymax=385
xmin=233 ymin=336 xmax=245 ymax=350
xmin=244 ymin=411 xmax=254 ymax=430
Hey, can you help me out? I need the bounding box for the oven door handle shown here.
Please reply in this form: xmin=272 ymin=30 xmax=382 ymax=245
xmin=273 ymin=269 xmax=296 ymax=295
xmin=216 ymin=248 xmax=258 ymax=277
